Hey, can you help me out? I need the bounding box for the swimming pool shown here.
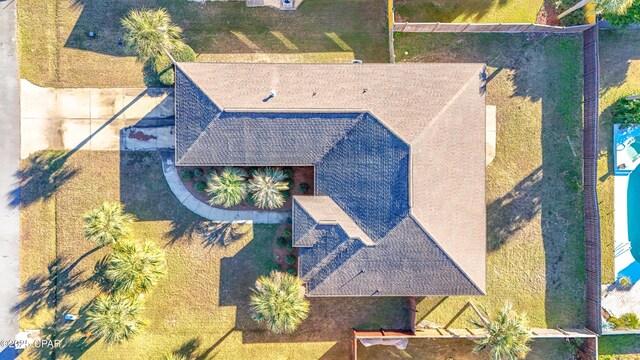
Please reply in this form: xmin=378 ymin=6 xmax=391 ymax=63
xmin=622 ymin=168 xmax=640 ymax=282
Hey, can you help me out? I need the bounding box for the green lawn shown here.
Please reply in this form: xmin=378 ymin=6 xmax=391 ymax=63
xmin=395 ymin=32 xmax=586 ymax=329
xmin=394 ymin=0 xmax=544 ymax=23
xmin=597 ymin=30 xmax=640 ymax=360
xmin=18 ymin=151 xmax=409 ymax=359
xmin=598 ymin=30 xmax=640 ymax=285
xmin=17 ymin=0 xmax=388 ymax=88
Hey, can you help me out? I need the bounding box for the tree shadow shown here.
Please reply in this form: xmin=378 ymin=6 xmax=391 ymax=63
xmin=599 ymin=30 xmax=640 ymax=93
xmin=10 ymin=151 xmax=78 ymax=208
xmin=394 ymin=0 xmax=522 ymax=23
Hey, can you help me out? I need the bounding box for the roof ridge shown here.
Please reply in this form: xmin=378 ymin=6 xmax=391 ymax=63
xmin=176 ymin=111 xmax=224 ymax=165
xmin=301 ymin=234 xmax=364 ymax=285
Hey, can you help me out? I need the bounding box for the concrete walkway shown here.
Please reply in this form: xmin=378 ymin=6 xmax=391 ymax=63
xmin=21 ymin=80 xmax=175 ymax=158
xmin=159 ymin=151 xmax=289 ymax=224
xmin=0 ymin=0 xmax=21 ymax=356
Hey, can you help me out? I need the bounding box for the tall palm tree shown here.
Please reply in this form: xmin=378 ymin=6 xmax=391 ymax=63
xmin=248 ymin=168 xmax=289 ymax=209
xmin=86 ymin=293 xmax=146 ymax=344
xmin=121 ymin=8 xmax=184 ymax=61
xmin=250 ymin=271 xmax=309 ymax=334
xmin=470 ymin=302 xmax=532 ymax=360
xmin=559 ymin=0 xmax=633 ymax=19
xmin=105 ymin=240 xmax=167 ymax=297
xmin=83 ymin=202 xmax=135 ymax=246
xmin=206 ymin=167 xmax=248 ymax=208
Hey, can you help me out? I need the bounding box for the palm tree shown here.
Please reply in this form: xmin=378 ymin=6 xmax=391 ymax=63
xmin=86 ymin=293 xmax=146 ymax=344
xmin=248 ymin=168 xmax=289 ymax=209
xmin=250 ymin=271 xmax=310 ymax=334
xmin=105 ymin=240 xmax=167 ymax=297
xmin=558 ymin=0 xmax=633 ymax=19
xmin=121 ymin=8 xmax=184 ymax=62
xmin=470 ymin=302 xmax=532 ymax=360
xmin=206 ymin=167 xmax=248 ymax=208
xmin=83 ymin=202 xmax=135 ymax=246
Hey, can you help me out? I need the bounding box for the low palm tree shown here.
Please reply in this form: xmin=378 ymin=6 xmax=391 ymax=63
xmin=105 ymin=240 xmax=167 ymax=297
xmin=83 ymin=202 xmax=135 ymax=246
xmin=206 ymin=167 xmax=248 ymax=208
xmin=470 ymin=302 xmax=532 ymax=360
xmin=121 ymin=8 xmax=184 ymax=62
xmin=86 ymin=293 xmax=146 ymax=344
xmin=248 ymin=168 xmax=289 ymax=209
xmin=250 ymin=271 xmax=309 ymax=334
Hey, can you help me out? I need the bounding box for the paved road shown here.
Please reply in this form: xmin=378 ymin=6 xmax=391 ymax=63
xmin=0 ymin=0 xmax=21 ymax=355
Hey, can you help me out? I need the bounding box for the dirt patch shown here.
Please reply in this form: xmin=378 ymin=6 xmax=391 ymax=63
xmin=537 ymin=0 xmax=560 ymax=25
xmin=177 ymin=166 xmax=314 ymax=211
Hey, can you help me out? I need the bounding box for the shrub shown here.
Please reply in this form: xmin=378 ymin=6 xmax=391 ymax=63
xmin=286 ymin=241 xmax=294 ymax=252
xmin=180 ymin=169 xmax=193 ymax=180
xmin=613 ymin=98 xmax=640 ymax=128
xmin=286 ymin=254 xmax=296 ymax=265
xmin=554 ymin=0 xmax=586 ymax=26
xmin=606 ymin=0 xmax=640 ymax=28
xmin=207 ymin=168 xmax=217 ymax=177
xmin=193 ymin=168 xmax=204 ymax=178
xmin=272 ymin=263 xmax=282 ymax=272
xmin=286 ymin=179 xmax=294 ymax=190
xmin=250 ymin=271 xmax=310 ymax=334
xmin=153 ymin=44 xmax=197 ymax=85
xmin=283 ymin=168 xmax=294 ymax=178
xmin=247 ymin=193 xmax=256 ymax=206
xmin=609 ymin=313 xmax=640 ymax=329
xmin=281 ymin=190 xmax=291 ymax=202
xmin=282 ymin=229 xmax=292 ymax=240
xmin=287 ymin=267 xmax=297 ymax=276
xmin=276 ymin=237 xmax=287 ymax=248
xmin=194 ymin=181 xmax=206 ymax=192
xmin=298 ymin=183 xmax=310 ymax=194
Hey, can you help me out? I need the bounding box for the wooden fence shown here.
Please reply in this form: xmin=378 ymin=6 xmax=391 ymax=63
xmin=582 ymin=25 xmax=602 ymax=337
xmin=393 ymin=22 xmax=593 ymax=33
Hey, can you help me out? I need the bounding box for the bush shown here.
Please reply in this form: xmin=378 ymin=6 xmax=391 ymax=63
xmin=207 ymin=168 xmax=217 ymax=177
xmin=272 ymin=263 xmax=282 ymax=272
xmin=194 ymin=181 xmax=206 ymax=192
xmin=282 ymin=229 xmax=292 ymax=240
xmin=298 ymin=183 xmax=309 ymax=194
xmin=246 ymin=193 xmax=256 ymax=206
xmin=286 ymin=254 xmax=296 ymax=265
xmin=153 ymin=44 xmax=197 ymax=86
xmin=286 ymin=179 xmax=295 ymax=190
xmin=286 ymin=241 xmax=293 ymax=252
xmin=283 ymin=168 xmax=294 ymax=178
xmin=193 ymin=168 xmax=204 ymax=178
xmin=613 ymin=98 xmax=640 ymax=128
xmin=276 ymin=237 xmax=287 ymax=248
xmin=606 ymin=0 xmax=640 ymax=28
xmin=180 ymin=169 xmax=193 ymax=180
xmin=281 ymin=190 xmax=291 ymax=202
xmin=287 ymin=267 xmax=297 ymax=276
xmin=554 ymin=0 xmax=586 ymax=26
xmin=609 ymin=313 xmax=640 ymax=329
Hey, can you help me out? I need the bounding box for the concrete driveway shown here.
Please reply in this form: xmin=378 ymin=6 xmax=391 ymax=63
xmin=21 ymin=80 xmax=175 ymax=159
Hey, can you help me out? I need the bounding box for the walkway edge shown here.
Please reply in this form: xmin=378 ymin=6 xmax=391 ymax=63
xmin=158 ymin=151 xmax=289 ymax=224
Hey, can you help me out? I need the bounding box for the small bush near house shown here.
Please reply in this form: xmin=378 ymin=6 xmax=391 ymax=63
xmin=282 ymin=230 xmax=292 ymax=240
xmin=273 ymin=263 xmax=282 ymax=272
xmin=287 ymin=267 xmax=297 ymax=276
xmin=194 ymin=181 xmax=206 ymax=192
xmin=298 ymin=183 xmax=310 ymax=194
xmin=555 ymin=0 xmax=586 ymax=26
xmin=282 ymin=190 xmax=291 ymax=202
xmin=283 ymin=168 xmax=294 ymax=178
xmin=613 ymin=97 xmax=640 ymax=128
xmin=154 ymin=44 xmax=197 ymax=86
xmin=286 ymin=241 xmax=294 ymax=252
xmin=286 ymin=254 xmax=296 ymax=265
xmin=193 ymin=168 xmax=204 ymax=178
xmin=286 ymin=179 xmax=295 ymax=190
xmin=606 ymin=0 xmax=640 ymax=27
xmin=276 ymin=237 xmax=287 ymax=248
xmin=609 ymin=313 xmax=640 ymax=329
xmin=180 ymin=169 xmax=193 ymax=180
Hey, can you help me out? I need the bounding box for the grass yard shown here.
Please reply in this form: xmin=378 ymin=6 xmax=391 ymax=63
xmin=598 ymin=30 xmax=640 ymax=285
xmin=18 ymin=151 xmax=409 ymax=359
xmin=17 ymin=0 xmax=388 ymax=88
xmin=395 ymin=32 xmax=586 ymax=329
xmin=394 ymin=0 xmax=544 ymax=23
xmin=597 ymin=30 xmax=640 ymax=360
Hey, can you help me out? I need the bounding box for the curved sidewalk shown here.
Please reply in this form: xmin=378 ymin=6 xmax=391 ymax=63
xmin=159 ymin=151 xmax=289 ymax=224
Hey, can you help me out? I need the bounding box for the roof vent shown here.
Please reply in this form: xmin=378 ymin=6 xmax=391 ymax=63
xmin=263 ymin=89 xmax=276 ymax=103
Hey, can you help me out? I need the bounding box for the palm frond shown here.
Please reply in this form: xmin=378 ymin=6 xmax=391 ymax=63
xmin=248 ymin=168 xmax=289 ymax=209
xmin=206 ymin=167 xmax=248 ymax=208
xmin=469 ymin=302 xmax=532 ymax=360
xmin=598 ymin=0 xmax=634 ymax=14
xmin=83 ymin=201 xmax=135 ymax=246
xmin=86 ymin=293 xmax=146 ymax=343
xmin=249 ymin=271 xmax=309 ymax=334
xmin=105 ymin=239 xmax=167 ymax=297
xmin=121 ymin=8 xmax=184 ymax=61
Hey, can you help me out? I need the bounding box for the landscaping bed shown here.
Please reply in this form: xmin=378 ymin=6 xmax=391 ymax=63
xmin=178 ymin=166 xmax=314 ymax=211
xmin=395 ymin=32 xmax=586 ymax=330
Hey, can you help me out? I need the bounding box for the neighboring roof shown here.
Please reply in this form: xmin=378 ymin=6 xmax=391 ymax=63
xmin=174 ymin=62 xmax=487 ymax=297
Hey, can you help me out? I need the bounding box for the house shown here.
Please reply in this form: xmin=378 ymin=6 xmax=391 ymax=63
xmin=173 ymin=62 xmax=487 ymax=297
